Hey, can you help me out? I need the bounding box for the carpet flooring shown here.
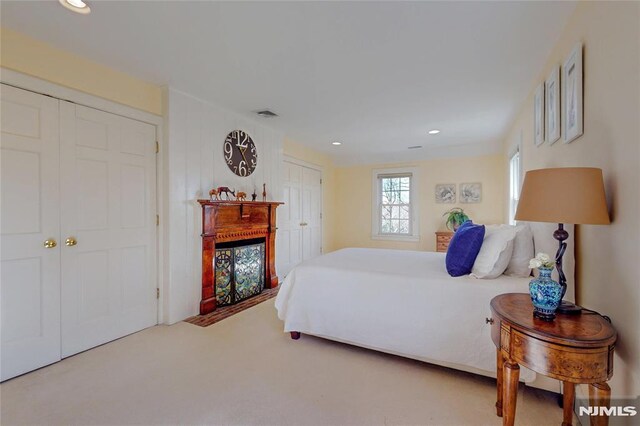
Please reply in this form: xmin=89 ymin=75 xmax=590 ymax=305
xmin=0 ymin=299 xmax=573 ymax=425
xmin=184 ymin=286 xmax=280 ymax=327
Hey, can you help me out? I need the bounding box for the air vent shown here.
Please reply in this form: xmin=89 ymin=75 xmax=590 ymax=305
xmin=408 ymin=145 xmax=423 ymax=149
xmin=255 ymin=110 xmax=279 ymax=118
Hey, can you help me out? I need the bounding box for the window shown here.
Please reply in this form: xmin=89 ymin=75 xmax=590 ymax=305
xmin=372 ymin=168 xmax=419 ymax=241
xmin=509 ymin=150 xmax=521 ymax=225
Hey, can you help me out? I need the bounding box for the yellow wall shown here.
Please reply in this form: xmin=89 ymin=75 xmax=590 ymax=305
xmin=502 ymin=2 xmax=639 ymax=397
xmin=0 ymin=28 xmax=162 ymax=115
xmin=283 ymin=138 xmax=338 ymax=252
xmin=333 ymin=155 xmax=505 ymax=251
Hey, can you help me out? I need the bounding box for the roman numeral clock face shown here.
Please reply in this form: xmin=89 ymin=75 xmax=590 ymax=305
xmin=223 ymin=130 xmax=257 ymax=177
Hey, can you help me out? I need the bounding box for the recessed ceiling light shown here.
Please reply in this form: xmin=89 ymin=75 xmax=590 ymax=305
xmin=428 ymin=129 xmax=441 ymax=135
xmin=332 ymin=141 xmax=342 ymax=146
xmin=59 ymin=0 xmax=91 ymax=14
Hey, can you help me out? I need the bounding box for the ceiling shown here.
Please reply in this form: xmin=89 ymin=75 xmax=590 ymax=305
xmin=1 ymin=1 xmax=576 ymax=165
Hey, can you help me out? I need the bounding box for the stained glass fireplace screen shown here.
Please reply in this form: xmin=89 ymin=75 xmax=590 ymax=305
xmin=215 ymin=241 xmax=265 ymax=306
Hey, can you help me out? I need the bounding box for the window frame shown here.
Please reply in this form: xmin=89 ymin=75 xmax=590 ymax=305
xmin=371 ymin=167 xmax=419 ymax=242
xmin=508 ymin=148 xmax=521 ymax=225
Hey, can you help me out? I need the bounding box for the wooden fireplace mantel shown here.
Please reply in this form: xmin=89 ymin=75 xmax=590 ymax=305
xmin=197 ymin=200 xmax=283 ymax=315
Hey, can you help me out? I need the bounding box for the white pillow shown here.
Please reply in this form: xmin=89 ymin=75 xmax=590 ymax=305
xmin=471 ymin=225 xmax=517 ymax=279
xmin=504 ymin=224 xmax=534 ymax=277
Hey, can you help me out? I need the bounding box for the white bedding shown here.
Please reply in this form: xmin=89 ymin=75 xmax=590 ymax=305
xmin=275 ymin=247 xmax=537 ymax=382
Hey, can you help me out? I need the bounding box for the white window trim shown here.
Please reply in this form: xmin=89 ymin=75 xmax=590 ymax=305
xmin=371 ymin=167 xmax=419 ymax=242
xmin=508 ymin=148 xmax=521 ymax=226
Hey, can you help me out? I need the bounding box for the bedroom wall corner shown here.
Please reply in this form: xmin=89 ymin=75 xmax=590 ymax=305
xmin=0 ymin=27 xmax=162 ymax=115
xmin=282 ymin=138 xmax=338 ymax=253
xmin=500 ymin=1 xmax=640 ymax=398
xmin=163 ymin=87 xmax=285 ymax=324
xmin=333 ymin=154 xmax=506 ymax=252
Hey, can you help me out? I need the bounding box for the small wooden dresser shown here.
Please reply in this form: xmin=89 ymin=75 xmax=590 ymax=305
xmin=435 ymin=231 xmax=454 ymax=252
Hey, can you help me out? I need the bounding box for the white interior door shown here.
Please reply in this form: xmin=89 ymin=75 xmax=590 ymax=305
xmin=277 ymin=161 xmax=322 ymax=277
xmin=278 ymin=162 xmax=303 ymax=277
xmin=1 ymin=84 xmax=62 ymax=381
xmin=59 ymin=101 xmax=157 ymax=357
xmin=301 ymin=167 xmax=322 ymax=261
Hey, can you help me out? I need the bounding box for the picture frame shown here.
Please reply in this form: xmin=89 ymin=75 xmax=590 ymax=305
xmin=534 ymin=83 xmax=545 ymax=146
xmin=563 ymin=42 xmax=583 ymax=143
xmin=435 ymin=184 xmax=456 ymax=204
xmin=459 ymin=182 xmax=482 ymax=204
xmin=545 ymin=65 xmax=560 ymax=144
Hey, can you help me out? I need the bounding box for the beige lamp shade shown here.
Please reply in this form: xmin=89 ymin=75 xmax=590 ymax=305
xmin=515 ymin=167 xmax=610 ymax=225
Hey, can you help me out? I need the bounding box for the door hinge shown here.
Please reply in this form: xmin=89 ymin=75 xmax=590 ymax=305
xmin=155 ymin=141 xmax=159 ymax=154
xmin=156 ymin=288 xmax=160 ymax=299
xmin=320 ymin=178 xmax=323 ymax=184
xmin=156 ymin=214 xmax=160 ymax=226
xmin=320 ymin=213 xmax=323 ymax=219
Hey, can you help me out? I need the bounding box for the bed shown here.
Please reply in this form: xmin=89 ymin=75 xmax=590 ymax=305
xmin=274 ymin=223 xmax=574 ymax=384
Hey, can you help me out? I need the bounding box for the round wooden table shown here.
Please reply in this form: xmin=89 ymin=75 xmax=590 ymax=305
xmin=489 ymin=293 xmax=617 ymax=426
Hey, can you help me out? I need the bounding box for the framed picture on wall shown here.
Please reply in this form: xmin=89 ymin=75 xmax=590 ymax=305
xmin=534 ymin=83 xmax=545 ymax=146
xmin=435 ymin=184 xmax=456 ymax=203
xmin=459 ymin=183 xmax=482 ymax=204
xmin=563 ymin=42 xmax=583 ymax=143
xmin=545 ymin=65 xmax=561 ymax=144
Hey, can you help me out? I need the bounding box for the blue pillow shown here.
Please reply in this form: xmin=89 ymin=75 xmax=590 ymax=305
xmin=445 ymin=221 xmax=485 ymax=277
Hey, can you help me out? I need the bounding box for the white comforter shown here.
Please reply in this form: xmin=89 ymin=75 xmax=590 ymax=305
xmin=275 ymin=248 xmax=536 ymax=382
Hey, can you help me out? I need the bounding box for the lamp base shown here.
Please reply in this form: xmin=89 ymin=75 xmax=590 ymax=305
xmin=557 ymin=301 xmax=582 ymax=315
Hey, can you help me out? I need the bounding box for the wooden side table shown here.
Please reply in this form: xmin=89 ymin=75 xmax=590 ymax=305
xmin=435 ymin=231 xmax=454 ymax=252
xmin=489 ymin=293 xmax=616 ymax=426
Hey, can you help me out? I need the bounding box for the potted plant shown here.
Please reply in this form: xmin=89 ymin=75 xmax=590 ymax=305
xmin=443 ymin=207 xmax=470 ymax=231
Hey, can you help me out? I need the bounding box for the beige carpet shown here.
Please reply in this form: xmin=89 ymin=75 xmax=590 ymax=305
xmin=1 ymin=300 xmax=571 ymax=425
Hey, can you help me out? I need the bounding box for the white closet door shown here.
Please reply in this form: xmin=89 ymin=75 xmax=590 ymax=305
xmin=277 ymin=161 xmax=322 ymax=277
xmin=1 ymin=84 xmax=61 ymax=381
xmin=59 ymin=102 xmax=157 ymax=357
xmin=301 ymin=167 xmax=322 ymax=261
xmin=278 ymin=161 xmax=303 ymax=277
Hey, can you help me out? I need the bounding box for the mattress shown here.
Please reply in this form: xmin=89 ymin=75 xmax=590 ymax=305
xmin=275 ymin=247 xmax=536 ymax=382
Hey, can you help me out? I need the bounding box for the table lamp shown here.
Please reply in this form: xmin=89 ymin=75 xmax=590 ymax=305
xmin=515 ymin=167 xmax=610 ymax=314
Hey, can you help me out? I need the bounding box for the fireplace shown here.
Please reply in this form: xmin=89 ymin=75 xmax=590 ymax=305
xmin=197 ymin=200 xmax=282 ymax=314
xmin=215 ymin=238 xmax=265 ymax=306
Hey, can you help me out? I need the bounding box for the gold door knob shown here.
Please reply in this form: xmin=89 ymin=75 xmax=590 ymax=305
xmin=44 ymin=239 xmax=57 ymax=249
xmin=65 ymin=237 xmax=77 ymax=247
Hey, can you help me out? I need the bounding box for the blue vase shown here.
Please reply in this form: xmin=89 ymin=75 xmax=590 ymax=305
xmin=529 ymin=267 xmax=562 ymax=321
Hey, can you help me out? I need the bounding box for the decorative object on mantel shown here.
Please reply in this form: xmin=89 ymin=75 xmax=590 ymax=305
xmin=443 ymin=207 xmax=470 ymax=231
xmin=236 ymin=191 xmax=247 ymax=201
xmin=197 ymin=199 xmax=283 ymax=314
xmin=545 ymin=65 xmax=561 ymax=144
xmin=528 ymin=253 xmax=562 ymax=320
xmin=459 ymin=182 xmax=482 ymax=203
xmin=209 ymin=188 xmax=219 ymax=200
xmin=435 ymin=184 xmax=456 ymax=203
xmin=217 ymin=186 xmax=235 ymax=200
xmin=262 ymin=183 xmax=267 ymax=202
xmin=534 ymin=82 xmax=545 ymax=146
xmin=563 ymin=42 xmax=583 ymax=143
xmin=223 ymin=130 xmax=258 ymax=176
xmin=515 ymin=167 xmax=610 ymax=315
xmin=251 ymin=189 xmax=257 ymax=202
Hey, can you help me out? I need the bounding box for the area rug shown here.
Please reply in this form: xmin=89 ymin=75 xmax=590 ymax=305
xmin=184 ymin=286 xmax=279 ymax=327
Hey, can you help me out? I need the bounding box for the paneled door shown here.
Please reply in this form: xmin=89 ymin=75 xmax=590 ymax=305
xmin=59 ymin=102 xmax=157 ymax=357
xmin=1 ymin=85 xmax=62 ymax=381
xmin=278 ymin=161 xmax=322 ymax=277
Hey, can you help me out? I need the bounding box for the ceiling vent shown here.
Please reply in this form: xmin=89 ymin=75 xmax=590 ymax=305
xmin=255 ymin=110 xmax=279 ymax=118
xmin=408 ymin=145 xmax=423 ymax=149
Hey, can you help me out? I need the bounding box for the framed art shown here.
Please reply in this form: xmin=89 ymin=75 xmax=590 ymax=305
xmin=534 ymin=83 xmax=545 ymax=146
xmin=435 ymin=184 xmax=456 ymax=203
xmin=459 ymin=183 xmax=482 ymax=203
xmin=545 ymin=65 xmax=560 ymax=144
xmin=563 ymin=42 xmax=583 ymax=143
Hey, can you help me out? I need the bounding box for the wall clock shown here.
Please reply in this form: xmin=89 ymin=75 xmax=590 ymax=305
xmin=223 ymin=130 xmax=257 ymax=177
